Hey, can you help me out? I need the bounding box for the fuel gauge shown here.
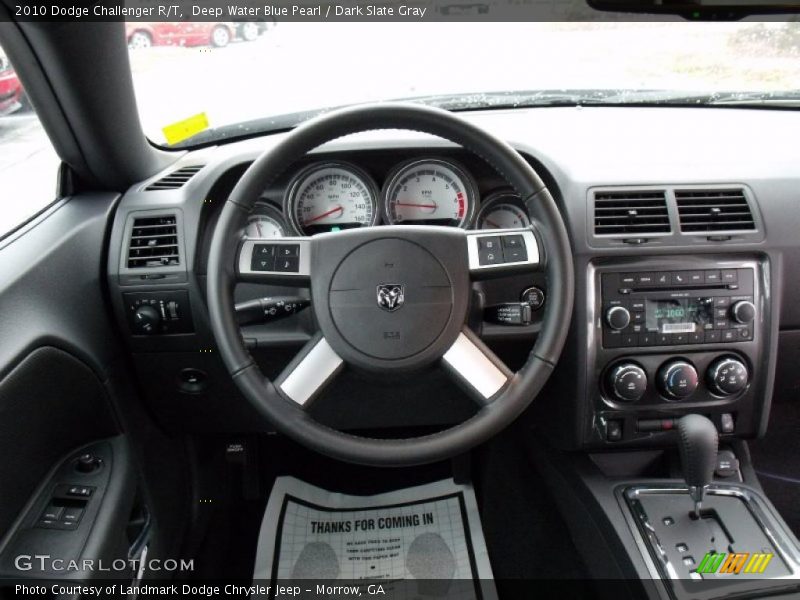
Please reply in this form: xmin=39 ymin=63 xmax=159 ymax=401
xmin=476 ymin=191 xmax=530 ymax=230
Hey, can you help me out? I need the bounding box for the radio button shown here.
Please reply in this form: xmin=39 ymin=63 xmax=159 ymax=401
xmin=705 ymin=270 xmax=721 ymax=284
xmin=636 ymin=273 xmax=656 ymax=286
xmin=622 ymin=333 xmax=638 ymax=347
xmin=620 ymin=273 xmax=637 ymax=286
xmin=689 ymin=331 xmax=704 ymax=344
xmin=657 ymin=333 xmax=671 ymax=346
xmin=714 ymin=297 xmax=731 ymax=308
xmin=633 ymin=312 xmax=645 ymax=324
xmin=604 ymin=331 xmax=623 ymax=348
xmin=673 ymin=333 xmax=688 ymax=345
xmin=688 ymin=271 xmax=704 ymax=284
xmin=639 ymin=333 xmax=656 ymax=346
xmin=671 ymin=272 xmax=689 ymax=285
xmin=705 ymin=330 xmax=721 ymax=343
xmin=738 ymin=327 xmax=753 ymax=341
xmin=714 ymin=319 xmax=730 ymax=329
xmin=630 ymin=300 xmax=645 ymax=311
xmin=722 ymin=330 xmax=737 ymax=342
xmin=714 ymin=307 xmax=729 ymax=319
xmin=721 ymin=269 xmax=738 ymax=284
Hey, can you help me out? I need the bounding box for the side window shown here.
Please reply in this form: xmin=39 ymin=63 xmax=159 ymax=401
xmin=0 ymin=41 xmax=61 ymax=239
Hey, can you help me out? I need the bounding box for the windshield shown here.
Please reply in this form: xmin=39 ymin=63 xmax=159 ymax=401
xmin=128 ymin=21 xmax=800 ymax=146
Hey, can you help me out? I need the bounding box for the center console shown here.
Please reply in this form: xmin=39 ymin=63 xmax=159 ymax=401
xmin=583 ymin=255 xmax=771 ymax=449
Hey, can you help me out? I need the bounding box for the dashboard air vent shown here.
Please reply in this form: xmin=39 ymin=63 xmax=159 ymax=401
xmin=127 ymin=215 xmax=180 ymax=268
xmin=593 ymin=190 xmax=670 ymax=236
xmin=675 ymin=189 xmax=755 ymax=233
xmin=145 ymin=165 xmax=204 ymax=191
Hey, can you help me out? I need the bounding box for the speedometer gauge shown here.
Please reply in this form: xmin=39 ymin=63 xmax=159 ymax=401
xmin=284 ymin=162 xmax=379 ymax=236
xmin=382 ymin=159 xmax=477 ymax=228
xmin=476 ymin=191 xmax=531 ymax=230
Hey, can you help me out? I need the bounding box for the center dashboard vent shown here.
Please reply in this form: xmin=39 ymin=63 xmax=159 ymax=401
xmin=145 ymin=165 xmax=204 ymax=191
xmin=593 ymin=190 xmax=671 ymax=236
xmin=127 ymin=215 xmax=180 ymax=269
xmin=675 ymin=189 xmax=755 ymax=233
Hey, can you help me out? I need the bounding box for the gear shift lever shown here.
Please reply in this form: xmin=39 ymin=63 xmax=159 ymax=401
xmin=676 ymin=414 xmax=718 ymax=516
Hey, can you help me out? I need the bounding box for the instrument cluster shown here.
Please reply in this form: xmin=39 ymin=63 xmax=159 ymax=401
xmin=244 ymin=156 xmax=531 ymax=238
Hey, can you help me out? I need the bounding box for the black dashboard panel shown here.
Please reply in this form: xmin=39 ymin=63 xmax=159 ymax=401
xmin=105 ymin=106 xmax=800 ymax=445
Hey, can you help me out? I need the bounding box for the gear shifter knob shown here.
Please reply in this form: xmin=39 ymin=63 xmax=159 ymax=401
xmin=676 ymin=414 xmax=718 ymax=516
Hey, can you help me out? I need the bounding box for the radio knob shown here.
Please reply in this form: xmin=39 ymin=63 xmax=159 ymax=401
xmin=605 ymin=306 xmax=631 ymax=331
xmin=731 ymin=300 xmax=756 ymax=325
xmin=658 ymin=360 xmax=698 ymax=400
xmin=708 ymin=357 xmax=749 ymax=396
xmin=607 ymin=363 xmax=647 ymax=402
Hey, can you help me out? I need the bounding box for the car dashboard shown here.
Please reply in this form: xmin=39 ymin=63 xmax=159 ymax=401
xmin=106 ymin=105 xmax=800 ymax=450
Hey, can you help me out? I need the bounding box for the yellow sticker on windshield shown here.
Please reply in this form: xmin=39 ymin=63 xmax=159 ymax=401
xmin=162 ymin=112 xmax=209 ymax=145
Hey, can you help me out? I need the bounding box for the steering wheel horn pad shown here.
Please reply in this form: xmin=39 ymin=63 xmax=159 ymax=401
xmin=207 ymin=103 xmax=574 ymax=466
xmin=312 ymin=226 xmax=469 ymax=370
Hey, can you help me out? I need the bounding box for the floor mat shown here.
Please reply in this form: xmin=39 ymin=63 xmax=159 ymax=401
xmin=251 ymin=476 xmax=497 ymax=599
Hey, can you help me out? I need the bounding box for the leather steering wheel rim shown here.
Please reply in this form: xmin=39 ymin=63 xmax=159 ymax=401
xmin=207 ymin=103 xmax=574 ymax=466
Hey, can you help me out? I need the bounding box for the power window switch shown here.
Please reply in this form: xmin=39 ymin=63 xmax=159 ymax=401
xmin=63 ymin=507 xmax=84 ymax=523
xmin=66 ymin=486 xmax=93 ymax=498
xmin=42 ymin=504 xmax=64 ymax=521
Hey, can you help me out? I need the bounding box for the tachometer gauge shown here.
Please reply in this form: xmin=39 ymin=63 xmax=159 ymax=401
xmin=245 ymin=203 xmax=287 ymax=238
xmin=476 ymin=191 xmax=531 ymax=230
xmin=382 ymin=158 xmax=477 ymax=228
xmin=284 ymin=162 xmax=379 ymax=236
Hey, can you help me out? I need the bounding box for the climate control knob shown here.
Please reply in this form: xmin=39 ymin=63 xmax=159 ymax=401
xmin=731 ymin=300 xmax=756 ymax=325
xmin=605 ymin=306 xmax=631 ymax=331
xmin=658 ymin=360 xmax=698 ymax=400
xmin=132 ymin=304 xmax=161 ymax=335
xmin=607 ymin=363 xmax=647 ymax=402
xmin=708 ymin=357 xmax=749 ymax=396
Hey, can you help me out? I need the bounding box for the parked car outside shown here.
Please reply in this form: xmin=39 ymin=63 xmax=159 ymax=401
xmin=0 ymin=48 xmax=24 ymax=116
xmin=125 ymin=22 xmax=238 ymax=49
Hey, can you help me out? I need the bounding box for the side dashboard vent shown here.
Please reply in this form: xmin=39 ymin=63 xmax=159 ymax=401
xmin=676 ymin=189 xmax=755 ymax=233
xmin=145 ymin=165 xmax=204 ymax=191
xmin=593 ymin=190 xmax=671 ymax=236
xmin=127 ymin=215 xmax=180 ymax=268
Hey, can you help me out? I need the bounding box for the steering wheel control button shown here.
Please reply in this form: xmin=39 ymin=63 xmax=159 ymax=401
xmin=708 ymin=357 xmax=749 ymax=396
xmin=477 ymin=236 xmax=503 ymax=265
xmin=277 ymin=244 xmax=300 ymax=258
xmin=275 ymin=256 xmax=300 ymax=273
xmin=251 ymin=244 xmax=276 ymax=271
xmin=521 ymin=286 xmax=545 ymax=310
xmin=500 ymin=235 xmax=528 ymax=262
xmin=605 ymin=306 xmax=631 ymax=331
xmin=607 ymin=363 xmax=647 ymax=402
xmin=658 ymin=360 xmax=698 ymax=400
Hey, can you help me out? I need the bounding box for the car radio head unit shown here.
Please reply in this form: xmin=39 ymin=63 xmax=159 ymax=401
xmin=601 ymin=268 xmax=756 ymax=349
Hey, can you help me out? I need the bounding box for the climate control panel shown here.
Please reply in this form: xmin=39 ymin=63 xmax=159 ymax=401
xmin=603 ymin=354 xmax=749 ymax=406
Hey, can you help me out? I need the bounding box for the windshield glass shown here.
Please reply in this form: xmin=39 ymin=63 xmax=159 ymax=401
xmin=128 ymin=21 xmax=800 ymax=146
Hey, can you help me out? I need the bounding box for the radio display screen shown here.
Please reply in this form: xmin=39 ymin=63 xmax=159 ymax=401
xmin=646 ymin=298 xmax=714 ymax=333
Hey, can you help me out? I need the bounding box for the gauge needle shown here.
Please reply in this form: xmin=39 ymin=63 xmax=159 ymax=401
xmin=256 ymin=222 xmax=263 ymax=236
xmin=395 ymin=202 xmax=437 ymax=209
xmin=304 ymin=205 xmax=343 ymax=224
xmin=484 ymin=218 xmax=502 ymax=229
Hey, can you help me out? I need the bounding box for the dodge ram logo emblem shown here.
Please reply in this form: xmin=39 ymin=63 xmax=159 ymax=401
xmin=376 ymin=284 xmax=404 ymax=312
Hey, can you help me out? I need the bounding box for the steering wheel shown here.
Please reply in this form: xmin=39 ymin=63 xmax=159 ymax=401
xmin=207 ymin=103 xmax=574 ymax=466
